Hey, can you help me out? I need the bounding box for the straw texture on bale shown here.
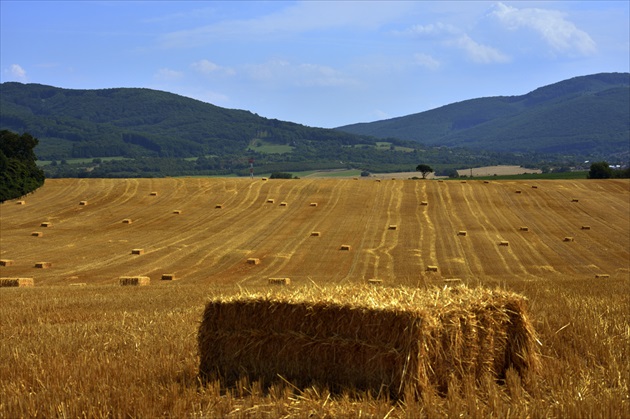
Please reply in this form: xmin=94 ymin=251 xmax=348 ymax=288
xmin=119 ymin=276 xmax=150 ymax=286
xmin=198 ymin=285 xmax=541 ymax=399
xmin=0 ymin=259 xmax=14 ymax=267
xmin=0 ymin=277 xmax=34 ymax=287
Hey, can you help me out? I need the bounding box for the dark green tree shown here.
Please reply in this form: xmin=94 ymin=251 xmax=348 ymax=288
xmin=415 ymin=164 xmax=434 ymax=179
xmin=0 ymin=130 xmax=45 ymax=202
xmin=588 ymin=161 xmax=613 ymax=179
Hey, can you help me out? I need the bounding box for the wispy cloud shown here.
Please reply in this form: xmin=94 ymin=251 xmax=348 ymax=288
xmin=8 ymin=64 xmax=27 ymax=81
xmin=191 ymin=59 xmax=235 ymax=76
xmin=159 ymin=2 xmax=413 ymax=48
xmin=154 ymin=68 xmax=183 ymax=81
xmin=244 ymin=60 xmax=357 ymax=88
xmin=451 ymin=35 xmax=510 ymax=64
xmin=396 ymin=22 xmax=460 ymax=38
xmin=490 ymin=2 xmax=597 ymax=56
xmin=414 ymin=53 xmax=441 ymax=70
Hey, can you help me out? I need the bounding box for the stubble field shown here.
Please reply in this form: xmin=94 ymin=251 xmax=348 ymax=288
xmin=1 ymin=177 xmax=628 ymax=417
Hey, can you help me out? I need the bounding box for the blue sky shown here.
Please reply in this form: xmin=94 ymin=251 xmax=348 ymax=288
xmin=1 ymin=1 xmax=628 ymax=128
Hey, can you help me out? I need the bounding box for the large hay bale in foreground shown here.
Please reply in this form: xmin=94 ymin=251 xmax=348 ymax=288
xmin=198 ymin=285 xmax=540 ymax=399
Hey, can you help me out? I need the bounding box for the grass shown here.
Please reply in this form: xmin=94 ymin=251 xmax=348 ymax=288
xmin=1 ymin=277 xmax=628 ymax=418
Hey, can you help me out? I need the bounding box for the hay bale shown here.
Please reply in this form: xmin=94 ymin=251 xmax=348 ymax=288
xmin=595 ymin=274 xmax=610 ymax=279
xmin=515 ymin=190 xmax=522 ymax=194
xmin=31 ymin=231 xmax=43 ymax=237
xmin=461 ymin=181 xmax=467 ymax=184
xmin=531 ymin=185 xmax=538 ymax=189
xmin=563 ymin=237 xmax=574 ymax=242
xmin=421 ymin=201 xmax=428 ymax=206
xmin=310 ymin=232 xmax=321 ymax=237
xmin=426 ymin=265 xmax=438 ymax=272
xmin=173 ymin=210 xmax=182 ymax=214
xmin=499 ymin=241 xmax=509 ymax=246
xmin=40 ymin=222 xmax=52 ymax=228
xmin=444 ymin=278 xmax=462 ymax=283
xmin=388 ymin=225 xmax=398 ymax=230
xmin=79 ymin=201 xmax=88 ymax=206
xmin=161 ymin=274 xmax=176 ymax=281
xmin=519 ymin=227 xmax=529 ymax=232
xmin=119 ymin=276 xmax=150 ymax=286
xmin=375 ymin=179 xmax=381 ymax=182
xmin=279 ymin=202 xmax=288 ymax=207
xmin=457 ymin=231 xmax=467 ymax=236
xmin=122 ymin=219 xmax=133 ymax=224
xmin=268 ymin=277 xmax=290 ymax=285
xmin=247 ymin=258 xmax=261 ymax=265
xmin=483 ymin=181 xmax=490 ymax=184
xmin=150 ymin=192 xmax=158 ymax=196
xmin=367 ymin=278 xmax=383 ymax=284
xmin=266 ymin=199 xmax=275 ymax=204
xmin=215 ymin=204 xmax=223 ymax=209
xmin=310 ymin=202 xmax=318 ymax=207
xmin=581 ymin=226 xmax=591 ymax=230
xmin=34 ymin=262 xmax=52 ymax=269
xmin=16 ymin=200 xmax=25 ymax=205
xmin=340 ymin=244 xmax=351 ymax=251
xmin=262 ymin=177 xmax=268 ymax=181
xmin=0 ymin=277 xmax=34 ymax=287
xmin=571 ymin=198 xmax=579 ymax=203
xmin=131 ymin=249 xmax=145 ymax=255
xmin=198 ymin=285 xmax=541 ymax=399
xmin=0 ymin=259 xmax=14 ymax=267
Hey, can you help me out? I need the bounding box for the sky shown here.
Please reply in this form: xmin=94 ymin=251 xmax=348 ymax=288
xmin=1 ymin=1 xmax=629 ymax=129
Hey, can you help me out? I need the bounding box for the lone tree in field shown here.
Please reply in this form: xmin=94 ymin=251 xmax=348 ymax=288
xmin=588 ymin=161 xmax=613 ymax=179
xmin=416 ymin=164 xmax=434 ymax=179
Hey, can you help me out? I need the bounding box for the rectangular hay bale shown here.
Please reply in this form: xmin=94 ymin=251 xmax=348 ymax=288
xmin=40 ymin=222 xmax=52 ymax=227
xmin=457 ymin=231 xmax=467 ymax=236
xmin=198 ymin=285 xmax=541 ymax=400
xmin=161 ymin=274 xmax=176 ymax=281
xmin=16 ymin=200 xmax=25 ymax=205
xmin=310 ymin=232 xmax=321 ymax=237
xmin=247 ymin=258 xmax=261 ymax=265
xmin=0 ymin=259 xmax=14 ymax=267
xmin=499 ymin=241 xmax=509 ymax=246
xmin=595 ymin=274 xmax=610 ymax=279
xmin=388 ymin=225 xmax=398 ymax=230
xmin=79 ymin=201 xmax=88 ymax=206
xmin=421 ymin=201 xmax=428 ymax=206
xmin=581 ymin=226 xmax=591 ymax=230
xmin=268 ymin=277 xmax=290 ymax=285
xmin=119 ymin=276 xmax=150 ymax=286
xmin=34 ymin=262 xmax=52 ymax=269
xmin=519 ymin=227 xmax=529 ymax=232
xmin=122 ymin=219 xmax=133 ymax=224
xmin=266 ymin=199 xmax=275 ymax=204
xmin=563 ymin=237 xmax=574 ymax=242
xmin=0 ymin=277 xmax=34 ymax=287
xmin=310 ymin=202 xmax=318 ymax=207
xmin=340 ymin=244 xmax=351 ymax=251
xmin=31 ymin=231 xmax=43 ymax=237
xmin=426 ymin=265 xmax=438 ymax=272
xmin=131 ymin=249 xmax=145 ymax=255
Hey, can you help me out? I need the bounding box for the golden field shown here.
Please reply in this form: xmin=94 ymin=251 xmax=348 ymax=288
xmin=1 ymin=177 xmax=629 ymax=417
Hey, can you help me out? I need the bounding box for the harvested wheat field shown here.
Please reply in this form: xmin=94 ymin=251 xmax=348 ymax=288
xmin=0 ymin=177 xmax=628 ymax=418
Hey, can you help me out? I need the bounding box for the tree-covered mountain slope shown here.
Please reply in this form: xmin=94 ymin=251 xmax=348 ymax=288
xmin=336 ymin=73 xmax=630 ymax=157
xmin=0 ymin=83 xmax=379 ymax=161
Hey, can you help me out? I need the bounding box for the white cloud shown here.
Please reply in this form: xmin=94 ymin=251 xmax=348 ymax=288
xmin=154 ymin=68 xmax=183 ymax=81
xmin=452 ymin=34 xmax=510 ymax=64
xmin=9 ymin=64 xmax=27 ymax=81
xmin=490 ymin=2 xmax=597 ymax=56
xmin=414 ymin=53 xmax=441 ymax=70
xmin=191 ymin=59 xmax=235 ymax=76
xmin=397 ymin=22 xmax=460 ymax=38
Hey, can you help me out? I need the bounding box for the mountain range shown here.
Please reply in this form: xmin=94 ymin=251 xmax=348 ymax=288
xmin=337 ymin=72 xmax=629 ymax=157
xmin=0 ymin=72 xmax=628 ymax=167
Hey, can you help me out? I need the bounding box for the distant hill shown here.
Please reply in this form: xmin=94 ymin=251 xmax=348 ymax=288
xmin=337 ymin=73 xmax=630 ymax=157
xmin=0 ymin=83 xmax=380 ymax=161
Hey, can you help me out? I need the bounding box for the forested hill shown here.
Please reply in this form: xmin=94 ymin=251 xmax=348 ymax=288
xmin=0 ymin=83 xmax=379 ymax=160
xmin=337 ymin=73 xmax=630 ymax=158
